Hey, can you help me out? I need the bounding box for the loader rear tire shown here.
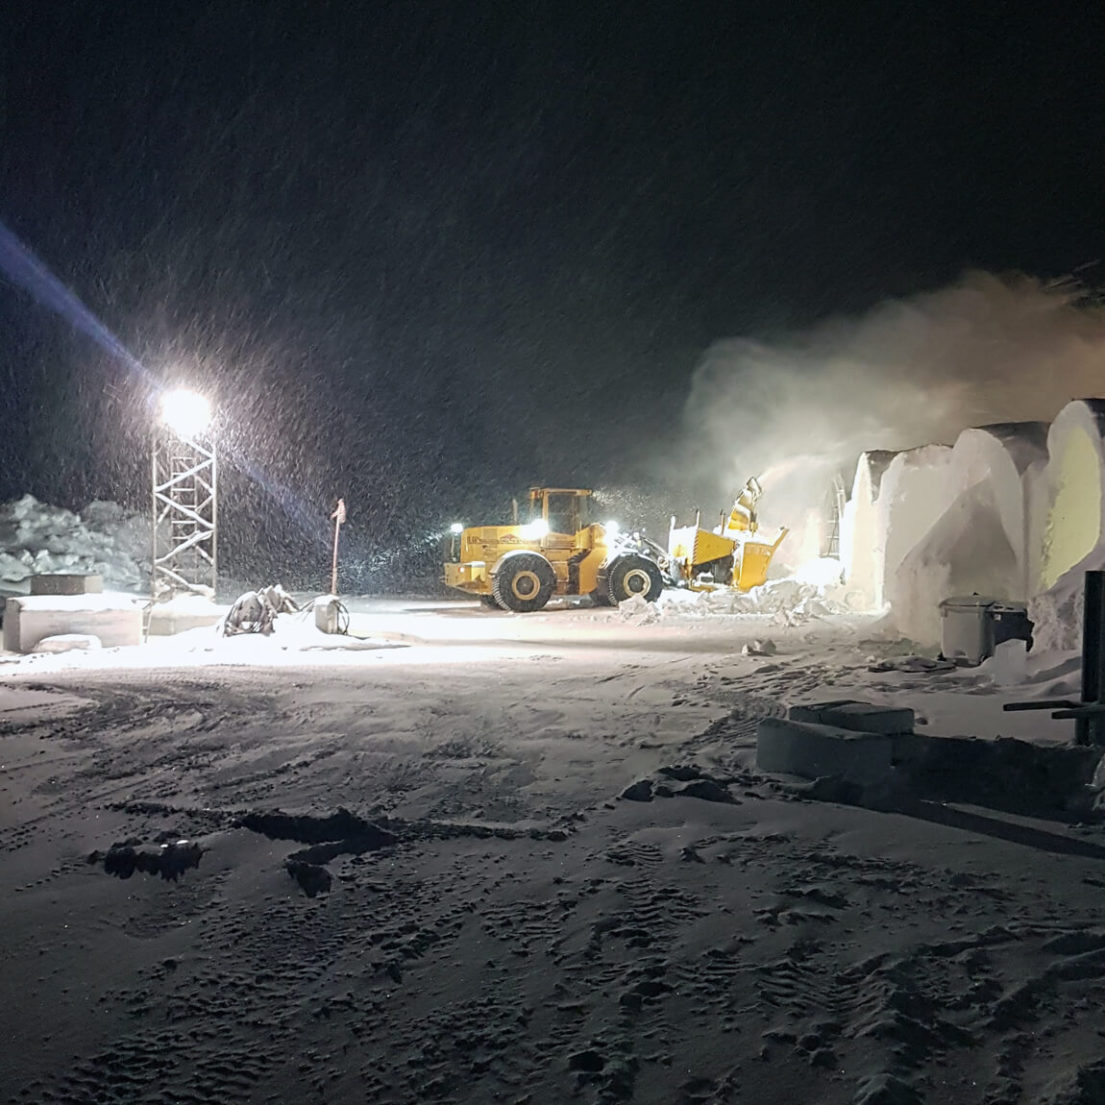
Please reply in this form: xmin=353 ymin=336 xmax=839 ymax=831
xmin=606 ymin=555 xmax=664 ymax=604
xmin=480 ymin=594 xmax=503 ymax=609
xmin=492 ymin=552 xmax=556 ymax=613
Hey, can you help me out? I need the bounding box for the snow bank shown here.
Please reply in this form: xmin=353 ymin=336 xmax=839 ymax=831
xmin=876 ymin=443 xmax=955 ymax=611
xmin=0 ymin=495 xmax=149 ymax=594
xmin=890 ymin=426 xmax=1046 ymax=645
xmin=840 ymin=450 xmax=897 ymax=611
xmin=1029 ymin=545 xmax=1105 ymax=652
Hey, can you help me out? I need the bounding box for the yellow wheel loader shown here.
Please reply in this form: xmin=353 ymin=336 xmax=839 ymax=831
xmin=667 ymin=477 xmax=789 ymax=591
xmin=444 ymin=488 xmax=667 ymax=612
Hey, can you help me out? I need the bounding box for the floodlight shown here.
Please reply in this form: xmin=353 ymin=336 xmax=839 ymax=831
xmin=160 ymin=388 xmax=212 ymax=440
xmin=449 ymin=522 xmax=464 ymax=535
xmin=603 ymin=519 xmax=620 ymax=540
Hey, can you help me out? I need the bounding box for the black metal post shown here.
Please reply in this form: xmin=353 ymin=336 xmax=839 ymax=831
xmin=1005 ymin=570 xmax=1105 ymax=746
xmin=1079 ymin=570 xmax=1105 ymax=745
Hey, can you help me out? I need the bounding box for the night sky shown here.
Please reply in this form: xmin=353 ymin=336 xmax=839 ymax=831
xmin=2 ymin=4 xmax=1104 ymax=583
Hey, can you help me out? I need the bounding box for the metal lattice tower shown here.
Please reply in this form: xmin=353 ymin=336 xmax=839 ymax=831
xmin=151 ymin=428 xmax=217 ymax=600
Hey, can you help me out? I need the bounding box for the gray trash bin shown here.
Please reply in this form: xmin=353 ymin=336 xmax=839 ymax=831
xmin=939 ymin=595 xmax=1032 ymax=665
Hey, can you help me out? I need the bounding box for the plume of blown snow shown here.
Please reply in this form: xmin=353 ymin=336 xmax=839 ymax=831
xmin=682 ymin=271 xmax=1105 ymax=531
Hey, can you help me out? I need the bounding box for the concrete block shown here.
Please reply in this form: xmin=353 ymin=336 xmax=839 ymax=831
xmin=757 ymin=716 xmax=893 ymax=784
xmin=30 ymin=573 xmax=103 ymax=596
xmin=3 ymin=594 xmax=142 ymax=652
xmin=788 ymin=699 xmax=914 ymax=735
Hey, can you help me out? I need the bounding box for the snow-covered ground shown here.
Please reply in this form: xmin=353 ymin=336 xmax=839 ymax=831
xmin=2 ymin=594 xmax=1103 ymax=1105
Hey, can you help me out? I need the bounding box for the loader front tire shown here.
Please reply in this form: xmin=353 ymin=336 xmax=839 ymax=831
xmin=492 ymin=552 xmax=556 ymax=613
xmin=606 ymin=555 xmax=664 ymax=605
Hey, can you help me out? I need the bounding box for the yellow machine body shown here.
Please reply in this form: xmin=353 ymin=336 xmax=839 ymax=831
xmin=444 ymin=489 xmax=611 ymax=602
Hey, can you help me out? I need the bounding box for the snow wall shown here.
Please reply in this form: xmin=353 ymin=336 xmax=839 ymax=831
xmin=1027 ymin=400 xmax=1105 ymax=650
xmin=839 ymin=404 xmax=1105 ymax=649
xmin=840 ymin=450 xmax=896 ymax=611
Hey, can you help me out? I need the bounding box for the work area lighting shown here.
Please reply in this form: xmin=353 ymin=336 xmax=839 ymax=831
xmin=151 ymin=386 xmax=218 ymax=602
xmin=160 ymin=388 xmax=212 ymax=440
xmin=520 ymin=518 xmax=549 ymax=540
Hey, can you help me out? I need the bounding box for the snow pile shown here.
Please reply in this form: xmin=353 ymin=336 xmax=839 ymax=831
xmin=792 ymin=556 xmax=845 ymax=587
xmin=894 ymin=479 xmax=1021 ymax=647
xmin=177 ymin=617 xmax=388 ymax=654
xmin=1028 ymin=546 xmax=1105 ymax=653
xmin=876 ymin=443 xmax=956 ymax=612
xmin=892 ymin=426 xmax=1045 ymax=647
xmin=0 ymin=495 xmax=149 ymax=593
xmin=656 ymin=579 xmax=850 ymax=623
xmin=616 ymin=594 xmax=661 ymax=625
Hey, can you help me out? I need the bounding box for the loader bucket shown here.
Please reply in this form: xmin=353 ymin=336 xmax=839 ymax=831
xmin=735 ymin=528 xmax=789 ymax=591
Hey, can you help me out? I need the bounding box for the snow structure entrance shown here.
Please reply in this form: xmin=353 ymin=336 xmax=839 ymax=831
xmin=151 ymin=423 xmax=217 ymax=601
xmin=837 ymin=400 xmax=1105 ymax=651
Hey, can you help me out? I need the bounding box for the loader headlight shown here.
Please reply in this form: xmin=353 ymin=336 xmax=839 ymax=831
xmin=449 ymin=522 xmax=464 ymax=535
xmin=520 ymin=518 xmax=549 ymax=540
xmin=603 ymin=520 xmax=620 ymax=540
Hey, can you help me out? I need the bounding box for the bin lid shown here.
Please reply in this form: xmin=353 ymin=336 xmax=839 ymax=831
xmin=939 ymin=594 xmax=1001 ymax=611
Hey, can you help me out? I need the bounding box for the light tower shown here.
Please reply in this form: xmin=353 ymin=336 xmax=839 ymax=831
xmin=151 ymin=388 xmax=217 ymax=601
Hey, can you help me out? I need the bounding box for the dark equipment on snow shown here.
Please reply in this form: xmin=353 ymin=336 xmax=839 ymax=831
xmin=221 ymin=584 xmax=299 ymax=636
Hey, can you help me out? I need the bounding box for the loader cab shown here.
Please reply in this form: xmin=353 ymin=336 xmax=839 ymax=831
xmin=528 ymin=488 xmax=593 ymax=536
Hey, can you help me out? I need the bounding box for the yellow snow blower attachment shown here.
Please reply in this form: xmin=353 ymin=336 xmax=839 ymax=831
xmin=667 ymin=477 xmax=788 ymax=591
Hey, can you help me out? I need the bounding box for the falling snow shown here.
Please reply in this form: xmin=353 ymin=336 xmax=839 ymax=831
xmin=4 ymin=6 xmax=1105 ymax=1104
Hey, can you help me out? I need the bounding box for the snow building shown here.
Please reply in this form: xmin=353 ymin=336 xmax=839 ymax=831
xmin=839 ymin=401 xmax=1105 ymax=648
xmin=1027 ymin=399 xmax=1105 ymax=650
